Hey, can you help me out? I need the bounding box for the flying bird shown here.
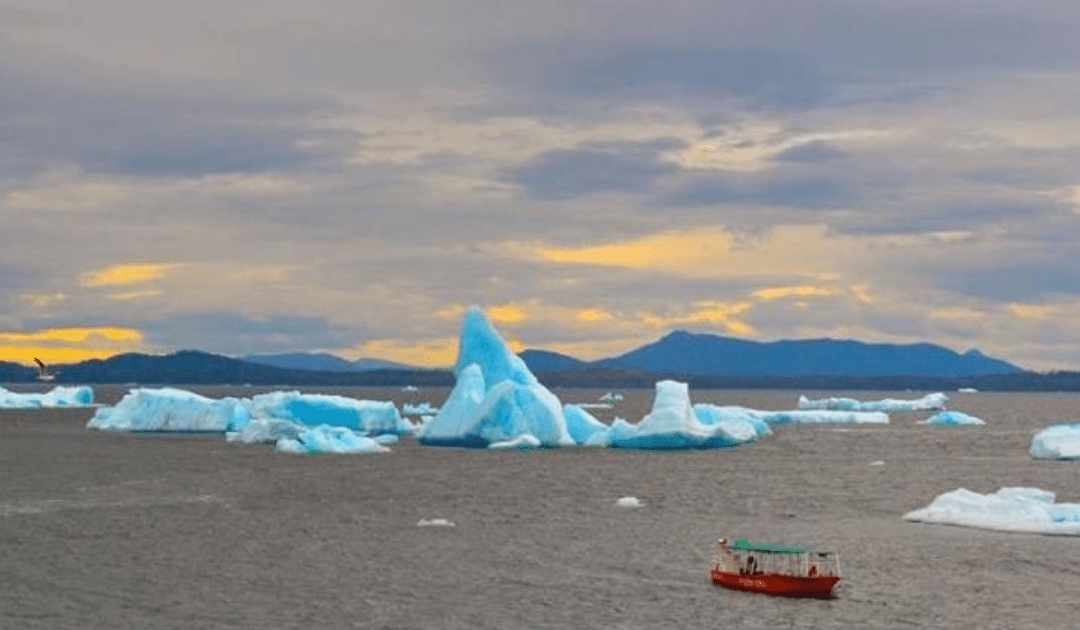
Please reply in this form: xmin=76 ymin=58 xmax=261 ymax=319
xmin=34 ymin=358 xmax=56 ymax=382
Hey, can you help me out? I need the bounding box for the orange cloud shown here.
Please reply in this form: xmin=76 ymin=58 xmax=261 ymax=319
xmin=81 ymin=263 xmax=180 ymax=287
xmin=345 ymin=337 xmax=458 ymax=368
xmin=0 ymin=326 xmax=145 ymax=366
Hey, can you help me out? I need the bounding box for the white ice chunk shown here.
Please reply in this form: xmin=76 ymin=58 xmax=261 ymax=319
xmin=752 ymin=409 xmax=889 ymax=425
xmin=903 ymin=487 xmax=1080 ymax=535
xmin=275 ymin=425 xmax=390 ymax=454
xmin=403 ymin=402 xmax=439 ymax=415
xmin=417 ymin=518 xmax=455 ymax=527
xmin=0 ymin=385 xmax=94 ymax=409
xmin=489 ymin=433 xmax=541 ymax=449
xmin=616 ymin=496 xmax=644 ymax=508
xmin=922 ymin=411 xmax=985 ymax=426
xmin=1030 ymin=424 xmax=1080 ymax=459
xmin=798 ymin=392 xmax=947 ymax=412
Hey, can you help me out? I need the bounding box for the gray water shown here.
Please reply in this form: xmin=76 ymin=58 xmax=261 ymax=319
xmin=2 ymin=386 xmax=1080 ymax=629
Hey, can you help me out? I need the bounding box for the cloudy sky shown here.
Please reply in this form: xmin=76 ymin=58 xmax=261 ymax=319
xmin=5 ymin=0 xmax=1080 ymax=370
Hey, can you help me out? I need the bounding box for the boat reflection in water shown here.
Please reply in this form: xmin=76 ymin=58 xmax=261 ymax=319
xmin=710 ymin=537 xmax=841 ymax=599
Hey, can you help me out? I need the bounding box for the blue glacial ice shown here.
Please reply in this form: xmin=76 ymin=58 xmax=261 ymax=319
xmin=921 ymin=411 xmax=985 ymax=426
xmin=416 ymin=307 xmax=574 ymax=448
xmin=231 ymin=391 xmax=411 ymax=445
xmin=88 ymin=387 xmax=245 ymax=431
xmin=587 ymin=380 xmax=771 ymax=449
xmin=1030 ymin=424 xmax=1080 ymax=459
xmin=903 ymin=487 xmax=1080 ymax=535
xmin=89 ymin=387 xmax=410 ymax=454
xmin=798 ymin=392 xmax=947 ymax=412
xmin=0 ymin=385 xmax=94 ymax=408
xmin=563 ymin=404 xmax=610 ymax=444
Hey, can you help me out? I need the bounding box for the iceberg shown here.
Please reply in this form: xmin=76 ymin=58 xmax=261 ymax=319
xmin=921 ymin=411 xmax=985 ymax=426
xmin=0 ymin=385 xmax=94 ymax=408
xmin=1030 ymin=424 xmax=1080 ymax=459
xmin=903 ymin=487 xmax=1080 ymax=535
xmin=89 ymin=387 xmax=410 ymax=455
xmin=588 ymin=380 xmax=771 ymax=449
xmin=89 ymin=387 xmax=245 ymax=431
xmin=416 ymin=307 xmax=574 ymax=448
xmin=798 ymin=392 xmax=947 ymax=412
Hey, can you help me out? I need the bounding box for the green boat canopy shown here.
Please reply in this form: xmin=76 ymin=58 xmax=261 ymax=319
xmin=730 ymin=538 xmax=811 ymax=554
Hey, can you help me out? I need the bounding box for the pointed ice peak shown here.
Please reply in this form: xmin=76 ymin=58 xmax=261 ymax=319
xmin=453 ymin=305 xmax=538 ymax=387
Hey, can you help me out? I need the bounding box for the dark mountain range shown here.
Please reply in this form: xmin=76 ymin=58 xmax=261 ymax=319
xmin=5 ymin=332 xmax=1072 ymax=390
xmin=47 ymin=351 xmax=453 ymax=386
xmin=591 ymin=331 xmax=1022 ymax=377
xmin=518 ymin=349 xmax=588 ymax=373
xmin=243 ymin=352 xmax=416 ymax=372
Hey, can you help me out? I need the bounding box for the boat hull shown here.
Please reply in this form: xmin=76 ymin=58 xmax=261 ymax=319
xmin=710 ymin=568 xmax=840 ymax=599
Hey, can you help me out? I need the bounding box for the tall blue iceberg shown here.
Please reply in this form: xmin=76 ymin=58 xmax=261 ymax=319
xmin=417 ymin=306 xmax=574 ymax=448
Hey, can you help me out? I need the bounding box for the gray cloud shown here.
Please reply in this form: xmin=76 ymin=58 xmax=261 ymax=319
xmin=773 ymin=141 xmax=849 ymax=163
xmin=0 ymin=42 xmax=353 ymax=180
xmin=140 ymin=311 xmax=369 ymax=356
xmin=662 ymin=170 xmax=856 ymax=210
xmin=502 ymin=140 xmax=683 ymax=200
xmin=491 ymin=43 xmax=835 ymax=111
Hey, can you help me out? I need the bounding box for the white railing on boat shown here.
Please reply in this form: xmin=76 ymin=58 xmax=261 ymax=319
xmin=713 ymin=539 xmax=841 ymax=578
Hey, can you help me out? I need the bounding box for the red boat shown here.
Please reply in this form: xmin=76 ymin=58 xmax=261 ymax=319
xmin=710 ymin=538 xmax=841 ymax=599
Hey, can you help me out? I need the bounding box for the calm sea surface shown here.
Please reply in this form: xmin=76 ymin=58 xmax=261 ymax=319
xmin=2 ymin=385 xmax=1080 ymax=629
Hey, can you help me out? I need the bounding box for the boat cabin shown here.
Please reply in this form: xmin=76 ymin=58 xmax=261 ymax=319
xmin=711 ymin=537 xmax=841 ymax=598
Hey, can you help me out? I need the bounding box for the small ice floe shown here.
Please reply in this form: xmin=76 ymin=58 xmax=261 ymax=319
xmin=417 ymin=518 xmax=455 ymax=527
xmin=957 ymin=387 xmax=978 ymax=393
xmin=576 ymin=402 xmax=614 ymax=409
xmin=1030 ymin=423 xmax=1080 ymax=460
xmin=599 ymin=391 xmax=624 ymax=403
xmin=869 ymin=460 xmax=885 ymax=466
xmin=798 ymin=392 xmax=947 ymax=412
xmin=402 ymin=402 xmax=439 ymax=415
xmin=903 ymin=487 xmax=1080 ymax=535
xmin=403 ymin=385 xmax=419 ymax=392
xmin=921 ymin=411 xmax=985 ymax=426
xmin=616 ymin=496 xmax=644 ymax=508
xmin=0 ymin=384 xmax=94 ymax=409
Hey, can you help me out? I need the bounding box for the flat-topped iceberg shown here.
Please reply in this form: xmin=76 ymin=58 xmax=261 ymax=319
xmin=922 ymin=411 xmax=985 ymax=426
xmin=89 ymin=387 xmax=244 ymax=431
xmin=798 ymin=392 xmax=947 ymax=412
xmin=416 ymin=307 xmax=574 ymax=448
xmin=0 ymin=385 xmax=94 ymax=408
xmin=904 ymin=487 xmax=1080 ymax=535
xmin=586 ymin=380 xmax=771 ymax=449
xmin=1030 ymin=424 xmax=1080 ymax=459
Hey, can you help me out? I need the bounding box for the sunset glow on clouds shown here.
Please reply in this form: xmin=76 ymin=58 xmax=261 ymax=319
xmin=6 ymin=1 xmax=1080 ymax=370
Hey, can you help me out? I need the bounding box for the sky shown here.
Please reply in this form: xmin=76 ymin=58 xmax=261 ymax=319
xmin=5 ymin=1 xmax=1080 ymax=371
